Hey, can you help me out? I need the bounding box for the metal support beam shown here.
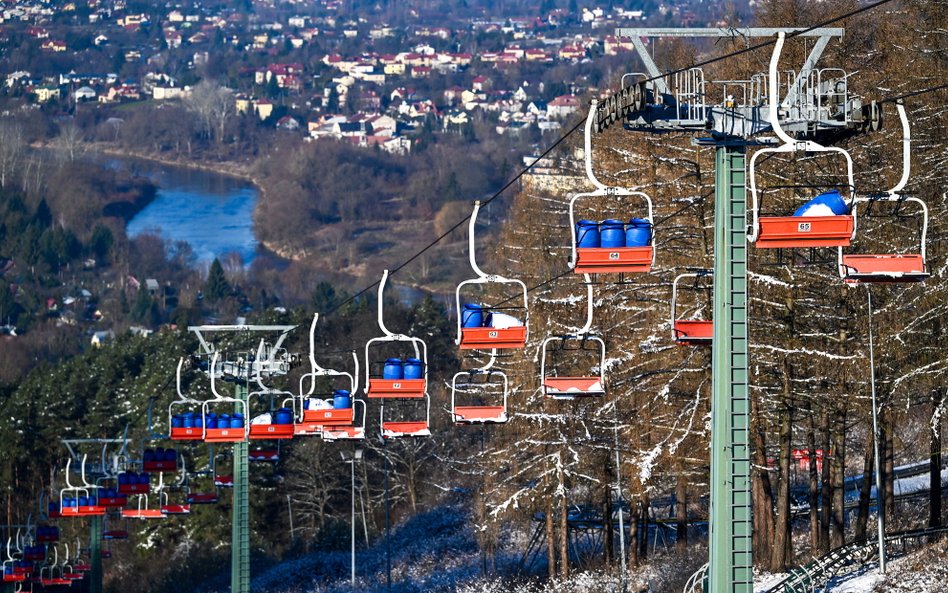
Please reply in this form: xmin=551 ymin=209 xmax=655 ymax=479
xmin=708 ymin=144 xmax=752 ymax=593
xmin=629 ymin=36 xmax=670 ymax=95
xmin=232 ymin=381 xmax=250 ymax=593
xmin=614 ymin=27 xmax=844 ymax=38
xmin=90 ymin=515 xmax=102 ymax=593
xmin=782 ymin=35 xmax=833 ymax=109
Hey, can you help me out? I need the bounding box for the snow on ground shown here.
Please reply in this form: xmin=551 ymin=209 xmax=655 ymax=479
xmin=820 ymin=535 xmax=948 ymax=593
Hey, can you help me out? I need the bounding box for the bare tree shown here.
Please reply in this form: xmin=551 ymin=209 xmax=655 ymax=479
xmin=0 ymin=120 xmax=24 ymax=188
xmin=53 ymin=121 xmax=86 ymax=164
xmin=185 ymin=80 xmax=235 ymax=146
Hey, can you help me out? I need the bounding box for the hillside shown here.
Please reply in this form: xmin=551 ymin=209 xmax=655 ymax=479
xmin=1 ymin=1 xmax=947 ymax=593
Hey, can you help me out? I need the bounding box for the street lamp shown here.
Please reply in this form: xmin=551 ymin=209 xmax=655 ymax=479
xmin=866 ymin=287 xmax=886 ymax=573
xmin=341 ymin=448 xmax=364 ymax=587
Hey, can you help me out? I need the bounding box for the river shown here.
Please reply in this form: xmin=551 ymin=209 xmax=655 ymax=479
xmin=115 ymin=157 xmax=260 ymax=265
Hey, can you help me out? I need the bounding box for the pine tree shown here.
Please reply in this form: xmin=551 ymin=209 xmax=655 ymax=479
xmin=205 ymin=258 xmax=231 ymax=303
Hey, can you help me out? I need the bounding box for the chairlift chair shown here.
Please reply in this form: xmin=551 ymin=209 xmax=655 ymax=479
xmin=3 ymin=537 xmax=28 ymax=583
xmin=201 ymin=352 xmax=249 ymax=443
xmin=183 ymin=469 xmax=219 ymax=505
xmin=365 ymin=271 xmax=428 ymax=399
xmin=838 ymin=102 xmax=930 ymax=283
xmin=380 ymin=399 xmax=431 ymax=438
xmin=60 ymin=545 xmax=83 ymax=581
xmin=247 ymin=339 xmax=297 ymax=441
xmin=671 ymin=271 xmax=713 ymax=345
xmin=456 ymin=200 xmax=529 ymax=350
xmin=294 ymin=314 xmax=362 ymax=437
xmin=141 ymin=447 xmax=178 ymax=473
xmin=59 ymin=457 xmax=105 ymax=517
xmin=451 ymin=354 xmax=509 ymax=424
xmin=538 ymin=276 xmax=606 ymax=399
xmin=120 ymin=495 xmax=164 ymax=520
xmin=569 ymin=100 xmax=656 ymax=275
xmin=38 ymin=549 xmax=71 ymax=587
xmin=748 ymin=32 xmax=857 ymax=250
xmin=247 ymin=392 xmax=295 ymax=441
xmin=186 ymin=491 xmax=219 ymax=505
xmin=320 ymin=402 xmax=368 ymax=441
xmin=101 ymin=514 xmax=129 ymax=540
xmin=158 ymin=491 xmax=190 ymax=516
xmin=169 ymin=358 xmax=204 ymax=441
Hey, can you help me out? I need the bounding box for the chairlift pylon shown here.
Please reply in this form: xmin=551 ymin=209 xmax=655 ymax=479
xmin=838 ymin=102 xmax=930 ymax=282
xmin=671 ymin=270 xmax=713 ymax=345
xmin=569 ymin=100 xmax=656 ymax=275
xmin=748 ymin=32 xmax=857 ymax=249
xmin=539 ymin=275 xmax=607 ymax=399
xmin=456 ymin=200 xmax=528 ymax=350
xmin=451 ymin=350 xmax=509 ymax=424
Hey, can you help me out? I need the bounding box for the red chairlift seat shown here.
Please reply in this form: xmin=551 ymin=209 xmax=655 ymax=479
xmin=840 ymin=253 xmax=928 ymax=283
xmin=214 ymin=475 xmax=234 ymax=488
xmin=459 ymin=325 xmax=527 ymax=350
xmin=747 ymin=33 xmax=858 ymax=251
xmin=673 ymin=320 xmax=713 ymax=345
xmin=365 ymin=271 xmax=430 ymax=400
xmin=102 ymin=530 xmax=128 ymax=541
xmin=160 ymin=504 xmax=191 ymax=515
xmin=121 ymin=508 xmax=164 ymax=520
xmin=3 ymin=573 xmax=26 ymax=583
xmin=142 ymin=459 xmax=178 ymax=473
xmin=98 ymin=495 xmax=128 ymax=508
xmin=322 ymin=425 xmax=366 ymax=441
xmin=73 ymin=563 xmax=91 ymax=572
xmin=63 ymin=570 xmax=84 ymax=580
xmin=170 ymin=427 xmax=203 ymax=441
xmin=60 ymin=505 xmax=105 ymax=517
xmin=186 ymin=492 xmax=219 ymax=505
xmin=671 ymin=271 xmax=713 ymax=346
xmin=203 ymin=426 xmax=246 ymax=443
xmin=379 ymin=396 xmax=430 ymax=439
xmin=381 ymin=421 xmax=431 ymax=438
xmin=248 ymin=423 xmax=294 ymax=440
xmin=574 ymin=245 xmax=654 ymax=274
xmin=36 ymin=532 xmax=58 ymax=544
xmin=302 ymin=407 xmax=354 ymax=425
xmin=40 ymin=576 xmax=73 ymax=587
xmin=248 ymin=449 xmax=279 ymax=462
xmin=366 ymin=378 xmax=426 ymax=398
xmin=293 ymin=421 xmax=323 ymax=437
xmin=453 ymin=406 xmax=507 ymax=423
xmin=754 ymin=215 xmax=854 ymax=248
xmin=100 ymin=550 xmax=111 ymax=559
xmin=543 ymin=376 xmax=605 ymax=398
xmin=117 ymin=483 xmax=149 ymax=495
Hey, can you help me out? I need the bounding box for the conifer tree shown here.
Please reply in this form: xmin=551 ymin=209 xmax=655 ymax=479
xmin=205 ymin=257 xmax=231 ymax=303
